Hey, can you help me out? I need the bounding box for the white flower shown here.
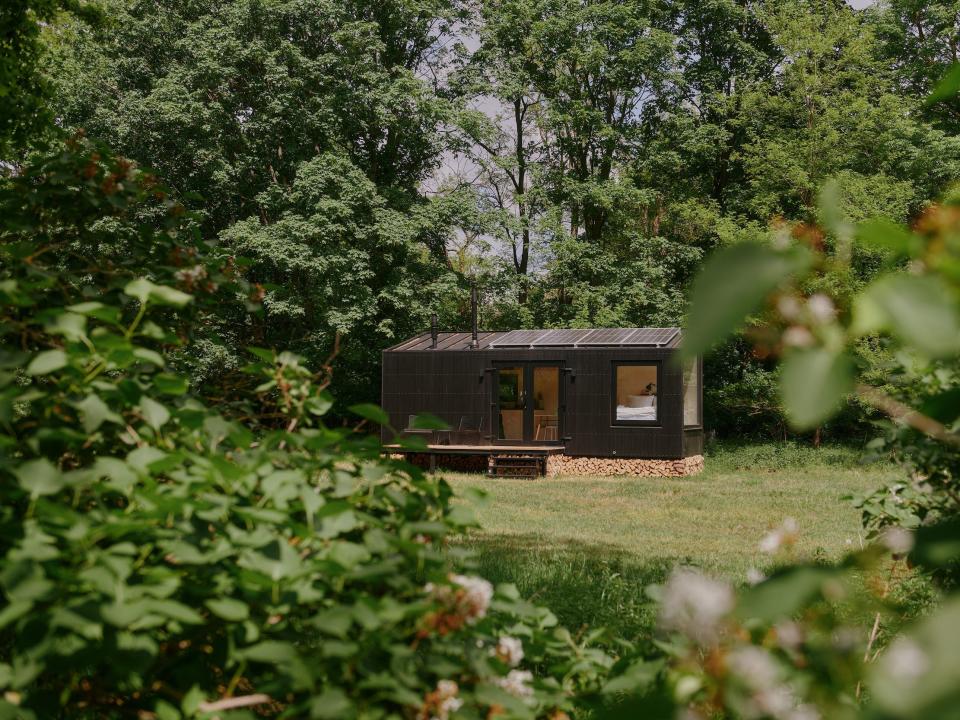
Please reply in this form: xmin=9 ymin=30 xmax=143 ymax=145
xmin=831 ymin=626 xmax=861 ymax=652
xmin=426 ymin=574 xmax=494 ymax=626
xmin=806 ymin=294 xmax=835 ymax=323
xmin=760 ymin=518 xmax=799 ymax=555
xmin=782 ymin=326 xmax=815 ymax=348
xmin=774 ymin=621 xmax=804 ymax=651
xmin=494 ymin=636 xmax=524 ymax=667
xmin=777 ymin=296 xmax=803 ymax=321
xmin=746 ymin=567 xmax=767 ymax=586
xmin=426 ymin=679 xmax=463 ymax=720
xmin=880 ymin=638 xmax=929 ymax=682
xmin=756 ymin=686 xmax=796 ymax=717
xmin=658 ymin=568 xmax=734 ymax=645
xmin=493 ymin=669 xmax=533 ymax=699
xmin=881 ymin=527 xmax=914 ymax=554
xmin=450 ymin=574 xmax=493 ymax=623
xmin=728 ymin=647 xmax=780 ymax=691
xmin=787 ymin=705 xmax=820 ymax=720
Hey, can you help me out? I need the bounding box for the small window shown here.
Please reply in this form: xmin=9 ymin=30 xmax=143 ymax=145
xmin=613 ymin=363 xmax=658 ymax=424
xmin=683 ymin=357 xmax=701 ymax=427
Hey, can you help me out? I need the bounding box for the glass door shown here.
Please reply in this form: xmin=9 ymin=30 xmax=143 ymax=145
xmin=496 ymin=366 xmax=526 ymax=441
xmin=494 ymin=364 xmax=563 ymax=444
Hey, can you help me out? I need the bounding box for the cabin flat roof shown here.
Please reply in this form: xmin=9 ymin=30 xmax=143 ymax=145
xmin=385 ymin=327 xmax=682 ymax=352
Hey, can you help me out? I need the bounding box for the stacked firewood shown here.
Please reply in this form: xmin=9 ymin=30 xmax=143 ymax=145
xmin=399 ymin=453 xmax=489 ymax=473
xmin=546 ymin=454 xmax=704 ymax=477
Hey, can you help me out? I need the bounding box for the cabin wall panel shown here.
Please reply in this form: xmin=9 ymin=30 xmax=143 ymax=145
xmin=382 ymin=345 xmax=692 ymax=458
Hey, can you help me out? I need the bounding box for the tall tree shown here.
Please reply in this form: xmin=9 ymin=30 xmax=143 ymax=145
xmin=871 ymin=0 xmax=960 ymax=131
xmin=0 ymin=0 xmax=100 ymax=160
xmin=52 ymin=0 xmax=469 ymax=404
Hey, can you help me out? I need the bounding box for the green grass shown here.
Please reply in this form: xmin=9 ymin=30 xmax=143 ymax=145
xmin=446 ymin=442 xmax=905 ymax=646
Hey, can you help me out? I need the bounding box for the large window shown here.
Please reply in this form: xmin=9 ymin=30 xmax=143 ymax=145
xmin=612 ymin=363 xmax=658 ymax=424
xmin=683 ymin=357 xmax=701 ymax=427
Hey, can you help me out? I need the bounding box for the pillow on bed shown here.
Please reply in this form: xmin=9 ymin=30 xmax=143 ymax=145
xmin=617 ymin=405 xmax=656 ymax=420
xmin=626 ymin=395 xmax=655 ymax=408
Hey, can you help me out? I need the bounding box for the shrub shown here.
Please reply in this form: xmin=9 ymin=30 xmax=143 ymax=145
xmin=0 ymin=141 xmax=615 ymax=719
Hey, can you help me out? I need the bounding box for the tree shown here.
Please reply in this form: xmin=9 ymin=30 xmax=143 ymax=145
xmin=52 ymin=0 xmax=469 ymax=404
xmin=870 ymin=0 xmax=960 ymax=131
xmin=0 ymin=0 xmax=100 ymax=159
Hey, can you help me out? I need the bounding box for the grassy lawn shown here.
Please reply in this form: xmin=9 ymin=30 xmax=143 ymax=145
xmin=446 ymin=443 xmax=905 ymax=646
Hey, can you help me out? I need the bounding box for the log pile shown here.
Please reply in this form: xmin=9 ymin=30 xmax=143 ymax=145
xmin=546 ymin=454 xmax=704 ymax=478
xmin=398 ymin=453 xmax=488 ymax=474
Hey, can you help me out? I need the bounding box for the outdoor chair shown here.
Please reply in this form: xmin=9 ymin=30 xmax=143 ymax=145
xmin=451 ymin=415 xmax=486 ymax=445
xmin=401 ymin=414 xmax=435 ymax=444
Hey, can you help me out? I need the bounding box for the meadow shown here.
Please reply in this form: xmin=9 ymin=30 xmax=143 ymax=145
xmin=447 ymin=443 xmax=907 ymax=647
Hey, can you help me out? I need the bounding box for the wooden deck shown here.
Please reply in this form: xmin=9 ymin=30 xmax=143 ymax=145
xmin=383 ymin=443 xmax=564 ymax=456
xmin=383 ymin=443 xmax=564 ymax=477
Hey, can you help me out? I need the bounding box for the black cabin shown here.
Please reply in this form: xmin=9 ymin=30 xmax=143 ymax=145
xmin=381 ymin=326 xmax=703 ymax=462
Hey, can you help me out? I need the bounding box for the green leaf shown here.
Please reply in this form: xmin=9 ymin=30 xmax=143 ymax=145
xmin=0 ymin=562 xmax=53 ymax=603
xmin=148 ymin=599 xmax=204 ymax=624
xmin=139 ymin=397 xmax=171 ymax=431
xmin=856 ymin=218 xmax=921 ymax=257
xmin=241 ymin=640 xmax=299 ymax=663
xmin=328 ymin=541 xmax=371 ymax=570
xmin=26 ymin=349 xmax=67 ymax=376
xmin=779 ymin=348 xmax=854 ymax=429
xmin=736 ymin=566 xmax=839 ymax=622
xmin=348 ymin=403 xmax=390 ymax=426
xmin=909 ymin=517 xmax=960 ymax=570
xmin=682 ymin=243 xmax=809 ymax=358
xmin=14 ymin=458 xmax=65 ymax=498
xmin=181 ymin=685 xmax=205 ymax=717
xmin=310 ymin=688 xmax=352 ymax=719
xmin=926 ymin=62 xmax=960 ymax=105
xmin=246 ymin=346 xmax=275 ymax=362
xmin=75 ymin=394 xmax=122 ymax=433
xmin=239 ymin=540 xmax=303 ymax=581
xmin=852 ymin=274 xmax=960 ymax=358
xmin=306 ymin=392 xmax=333 ymax=417
xmin=602 ymin=658 xmax=665 ymax=695
xmin=205 ymin=598 xmax=250 ymax=622
xmin=46 ymin=312 xmax=88 ymax=342
xmin=154 ymin=699 xmax=180 ymax=720
xmin=153 ymin=374 xmax=189 ymax=395
xmin=124 ymin=278 xmax=193 ymax=307
xmin=869 ymin=596 xmax=960 ymax=717
xmin=0 ymin=601 xmax=31 ymax=630
xmin=409 ymin=413 xmax=449 ymax=430
xmin=312 ymin=607 xmax=352 ymax=638
xmin=92 ymin=457 xmax=137 ymax=492
xmin=133 ymin=347 xmax=165 ymax=367
xmin=921 ymin=388 xmax=960 ymax=424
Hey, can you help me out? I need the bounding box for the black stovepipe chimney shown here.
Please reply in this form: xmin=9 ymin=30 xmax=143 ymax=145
xmin=470 ymin=285 xmax=479 ymax=349
xmin=430 ymin=312 xmax=438 ymax=348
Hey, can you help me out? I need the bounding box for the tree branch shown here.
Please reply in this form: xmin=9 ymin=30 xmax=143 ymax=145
xmin=856 ymin=383 xmax=960 ymax=446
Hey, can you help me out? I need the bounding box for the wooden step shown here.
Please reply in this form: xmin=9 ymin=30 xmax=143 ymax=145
xmin=488 ymin=454 xmax=545 ymax=478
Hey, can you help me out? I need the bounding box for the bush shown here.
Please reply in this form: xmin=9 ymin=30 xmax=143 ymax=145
xmin=0 ymin=141 xmax=615 ymax=718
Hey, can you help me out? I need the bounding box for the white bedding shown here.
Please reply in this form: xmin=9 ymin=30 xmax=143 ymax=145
xmin=616 ymin=405 xmax=656 ymax=421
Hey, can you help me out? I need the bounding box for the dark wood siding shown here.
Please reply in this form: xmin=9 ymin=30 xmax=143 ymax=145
xmin=382 ymin=345 xmax=697 ymax=460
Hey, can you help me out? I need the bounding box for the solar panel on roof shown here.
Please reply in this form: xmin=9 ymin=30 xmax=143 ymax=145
xmin=622 ymin=328 xmax=671 ymax=345
xmin=579 ymin=328 xmax=634 ymax=345
xmin=489 ymin=329 xmax=542 ymax=347
xmin=530 ymin=328 xmax=592 ymax=346
xmin=481 ymin=327 xmax=681 ymax=348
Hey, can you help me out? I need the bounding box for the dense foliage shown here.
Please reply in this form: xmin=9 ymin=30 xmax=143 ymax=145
xmin=3 ymin=2 xmax=960 ymax=720
xmin=0 ymin=141 xmax=620 ymax=719
xmin=41 ymin=0 xmax=960 ymax=436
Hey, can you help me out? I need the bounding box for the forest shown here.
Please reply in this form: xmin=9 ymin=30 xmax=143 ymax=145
xmin=18 ymin=0 xmax=958 ymax=435
xmin=1 ymin=0 xmax=960 ymax=718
